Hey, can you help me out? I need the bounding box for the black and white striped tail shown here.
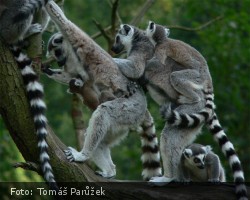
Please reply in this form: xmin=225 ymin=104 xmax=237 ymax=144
xmin=11 ymin=46 xmax=56 ymax=184
xmin=207 ymin=114 xmax=248 ymax=200
xmin=140 ymin=111 xmax=162 ymax=180
xmin=161 ymin=92 xmax=215 ymax=129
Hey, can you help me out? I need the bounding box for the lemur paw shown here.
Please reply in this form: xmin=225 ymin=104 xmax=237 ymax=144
xmin=71 ymin=78 xmax=84 ymax=87
xmin=125 ymin=81 xmax=138 ymax=97
xmin=64 ymin=147 xmax=89 ymax=162
xmin=28 ymin=23 xmax=43 ymax=35
xmin=95 ymin=171 xmax=116 ymax=179
xmin=208 ymin=179 xmax=220 ymax=184
xmin=179 ymin=179 xmax=191 ymax=185
xmin=148 ymin=176 xmax=174 ymax=186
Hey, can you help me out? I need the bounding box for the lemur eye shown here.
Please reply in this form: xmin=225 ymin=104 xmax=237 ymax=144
xmin=194 ymin=158 xmax=200 ymax=163
xmin=54 ymin=37 xmax=63 ymax=44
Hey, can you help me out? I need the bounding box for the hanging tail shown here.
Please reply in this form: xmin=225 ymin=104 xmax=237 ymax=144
xmin=161 ymin=91 xmax=215 ymax=128
xmin=140 ymin=110 xmax=162 ymax=180
xmin=207 ymin=113 xmax=248 ymax=200
xmin=11 ymin=45 xmax=56 ymax=185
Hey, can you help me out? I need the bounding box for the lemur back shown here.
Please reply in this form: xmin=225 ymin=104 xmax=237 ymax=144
xmin=0 ymin=0 xmax=56 ymax=186
xmin=181 ymin=143 xmax=225 ymax=182
xmin=146 ymin=22 xmax=247 ymax=200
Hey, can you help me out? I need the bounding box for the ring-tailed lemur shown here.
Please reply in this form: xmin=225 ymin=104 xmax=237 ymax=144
xmin=111 ymin=23 xmax=207 ymax=185
xmin=0 ymin=0 xmax=56 ymax=185
xmin=43 ymin=32 xmax=101 ymax=110
xmin=146 ymin=21 xmax=214 ymax=127
xmin=146 ymin=21 xmax=247 ymax=199
xmin=111 ymin=23 xmax=214 ymax=128
xmin=43 ymin=31 xmax=161 ymax=179
xmin=180 ymin=143 xmax=225 ymax=182
xmin=45 ymin=1 xmax=161 ymax=180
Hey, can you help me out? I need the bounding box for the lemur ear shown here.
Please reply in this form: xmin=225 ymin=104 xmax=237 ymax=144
xmin=202 ymin=145 xmax=212 ymax=153
xmin=148 ymin=21 xmax=155 ymax=31
xmin=123 ymin=24 xmax=134 ymax=36
xmin=164 ymin=27 xmax=170 ymax=37
xmin=183 ymin=149 xmax=192 ymax=158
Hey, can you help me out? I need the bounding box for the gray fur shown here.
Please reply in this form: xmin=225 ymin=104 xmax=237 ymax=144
xmin=180 ymin=143 xmax=226 ymax=182
xmin=0 ymin=0 xmax=49 ymax=44
xmin=45 ymin=1 xmax=161 ymax=180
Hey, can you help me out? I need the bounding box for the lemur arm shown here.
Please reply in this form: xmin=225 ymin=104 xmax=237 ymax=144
xmin=42 ymin=67 xmax=73 ymax=85
xmin=206 ymin=153 xmax=221 ymax=182
xmin=113 ymin=58 xmax=142 ymax=79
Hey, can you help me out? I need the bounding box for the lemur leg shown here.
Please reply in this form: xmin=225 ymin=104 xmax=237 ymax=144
xmin=92 ymin=144 xmax=116 ymax=178
xmin=150 ymin=103 xmax=204 ymax=185
xmin=43 ymin=68 xmax=76 ymax=85
xmin=64 ymin=90 xmax=147 ymax=163
xmin=170 ymin=69 xmax=203 ymax=104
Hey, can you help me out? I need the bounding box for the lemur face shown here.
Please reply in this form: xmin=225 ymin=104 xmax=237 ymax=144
xmin=47 ymin=32 xmax=64 ymax=58
xmin=183 ymin=148 xmax=207 ymax=169
xmin=111 ymin=24 xmax=134 ymax=54
xmin=47 ymin=32 xmax=66 ymax=67
xmin=145 ymin=21 xmax=170 ymax=46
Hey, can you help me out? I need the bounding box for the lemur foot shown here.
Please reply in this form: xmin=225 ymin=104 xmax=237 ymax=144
xmin=148 ymin=176 xmax=174 ymax=186
xmin=95 ymin=171 xmax=116 ymax=179
xmin=179 ymin=179 xmax=191 ymax=185
xmin=208 ymin=179 xmax=221 ymax=184
xmin=64 ymin=147 xmax=89 ymax=162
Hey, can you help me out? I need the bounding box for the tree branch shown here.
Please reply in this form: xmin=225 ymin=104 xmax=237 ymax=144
xmin=92 ymin=19 xmax=112 ymax=42
xmin=168 ymin=16 xmax=224 ymax=31
xmin=110 ymin=0 xmax=120 ymax=36
xmin=129 ymin=0 xmax=155 ymax=26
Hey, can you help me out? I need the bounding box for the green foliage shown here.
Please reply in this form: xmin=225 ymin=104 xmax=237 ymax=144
xmin=0 ymin=0 xmax=249 ymax=182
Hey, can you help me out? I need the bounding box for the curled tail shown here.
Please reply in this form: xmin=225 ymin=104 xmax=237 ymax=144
xmin=11 ymin=46 xmax=56 ymax=184
xmin=161 ymin=91 xmax=215 ymax=128
xmin=207 ymin=113 xmax=248 ymax=200
xmin=140 ymin=110 xmax=162 ymax=180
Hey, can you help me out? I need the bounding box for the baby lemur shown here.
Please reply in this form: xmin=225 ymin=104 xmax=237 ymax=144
xmin=0 ymin=0 xmax=56 ymax=185
xmin=181 ymin=143 xmax=225 ymax=182
xmin=45 ymin=1 xmax=161 ymax=180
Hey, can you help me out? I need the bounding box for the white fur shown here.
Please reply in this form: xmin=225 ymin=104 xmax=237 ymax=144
xmin=26 ymin=81 xmax=44 ymax=92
